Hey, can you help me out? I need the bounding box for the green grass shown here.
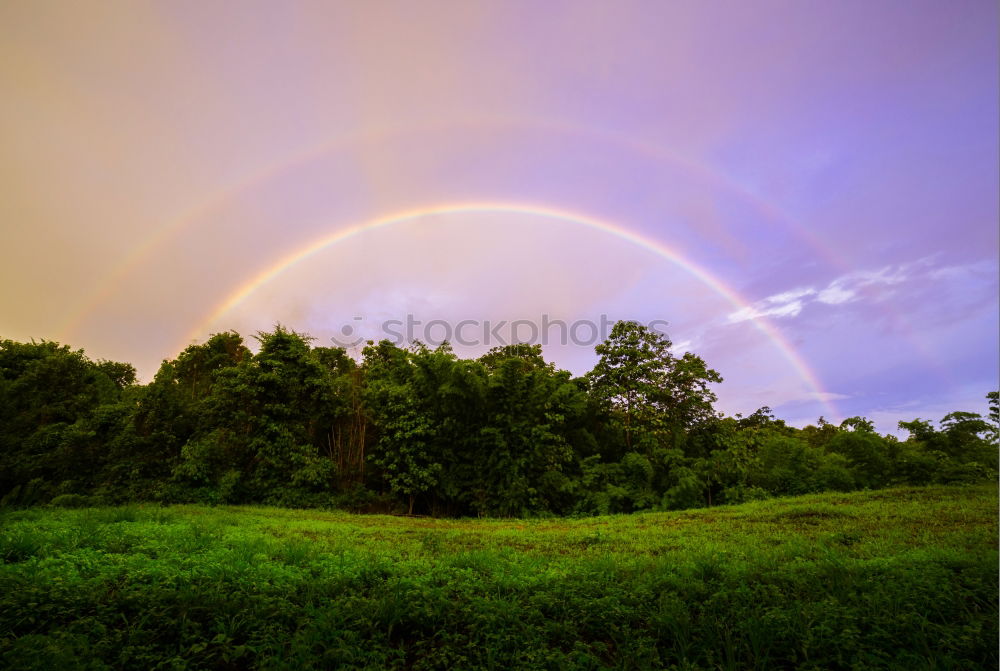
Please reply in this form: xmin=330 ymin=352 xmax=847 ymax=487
xmin=1 ymin=486 xmax=996 ymax=670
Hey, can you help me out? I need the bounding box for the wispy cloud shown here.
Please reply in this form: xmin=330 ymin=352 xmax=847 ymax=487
xmin=727 ymin=287 xmax=816 ymax=323
xmin=815 ymin=265 xmax=912 ymax=306
xmin=806 ymin=391 xmax=851 ymax=402
xmin=669 ymin=339 xmax=699 ymax=357
xmin=728 ymin=258 xmax=944 ymax=324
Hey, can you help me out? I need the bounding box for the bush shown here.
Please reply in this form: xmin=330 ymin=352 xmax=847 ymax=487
xmin=48 ymin=494 xmax=92 ymax=508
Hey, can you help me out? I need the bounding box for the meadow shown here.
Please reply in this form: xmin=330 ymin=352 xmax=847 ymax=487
xmin=1 ymin=485 xmax=996 ymax=670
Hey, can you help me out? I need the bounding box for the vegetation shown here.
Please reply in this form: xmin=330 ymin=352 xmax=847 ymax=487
xmin=1 ymin=323 xmax=996 ymax=668
xmin=0 ymin=486 xmax=994 ymax=670
xmin=1 ymin=324 xmax=997 ymax=514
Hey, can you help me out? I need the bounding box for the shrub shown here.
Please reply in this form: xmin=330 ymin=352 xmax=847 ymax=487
xmin=48 ymin=494 xmax=92 ymax=508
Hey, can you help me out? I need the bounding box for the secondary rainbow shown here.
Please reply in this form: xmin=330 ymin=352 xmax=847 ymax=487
xmin=58 ymin=116 xmax=847 ymax=340
xmin=181 ymin=203 xmax=840 ymax=420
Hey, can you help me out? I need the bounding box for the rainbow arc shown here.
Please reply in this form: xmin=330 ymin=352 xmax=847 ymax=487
xmin=179 ymin=203 xmax=839 ymax=420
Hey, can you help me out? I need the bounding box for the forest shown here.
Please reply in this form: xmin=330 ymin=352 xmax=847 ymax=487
xmin=1 ymin=321 xmax=997 ymax=516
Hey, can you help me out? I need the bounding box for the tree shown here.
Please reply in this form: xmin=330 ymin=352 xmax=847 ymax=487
xmin=587 ymin=321 xmax=721 ymax=454
xmin=473 ymin=352 xmax=584 ymax=516
xmin=897 ymin=405 xmax=998 ymax=484
xmin=0 ymin=329 xmax=994 ymax=515
xmin=95 ymin=360 xmax=137 ymax=389
xmin=0 ymin=339 xmax=130 ymax=504
xmin=985 ymin=390 xmax=998 ymax=445
xmin=827 ymin=417 xmax=892 ymax=488
xmin=171 ymin=326 xmax=344 ymax=505
xmin=171 ymin=331 xmax=250 ymax=399
xmin=104 ymin=332 xmax=253 ymax=502
xmin=478 ymin=343 xmax=551 ymax=372
xmin=366 ymin=379 xmax=441 ymax=515
xmin=748 ymin=433 xmax=823 ymax=495
xmin=313 ymin=346 xmax=368 ymax=486
xmin=362 ymin=341 xmax=463 ymax=514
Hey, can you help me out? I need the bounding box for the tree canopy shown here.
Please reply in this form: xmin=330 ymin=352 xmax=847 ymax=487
xmin=0 ymin=325 xmax=995 ymax=515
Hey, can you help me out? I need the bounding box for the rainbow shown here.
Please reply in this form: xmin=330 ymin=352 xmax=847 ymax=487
xmin=181 ymin=203 xmax=840 ymax=420
xmin=56 ymin=116 xmax=848 ymax=341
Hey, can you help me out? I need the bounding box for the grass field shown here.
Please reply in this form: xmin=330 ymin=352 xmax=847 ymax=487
xmin=1 ymin=486 xmax=996 ymax=670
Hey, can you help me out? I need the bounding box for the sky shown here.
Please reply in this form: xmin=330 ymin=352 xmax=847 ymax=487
xmin=1 ymin=0 xmax=997 ymax=431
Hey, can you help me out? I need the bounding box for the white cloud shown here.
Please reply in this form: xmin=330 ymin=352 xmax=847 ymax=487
xmin=728 ymin=259 xmax=937 ymax=323
xmin=669 ymin=339 xmax=693 ymax=355
xmin=927 ymin=259 xmax=998 ymax=281
xmin=816 ymin=285 xmax=855 ymax=305
xmin=728 ymin=301 xmax=800 ymax=323
xmin=805 ymin=391 xmax=851 ymax=402
xmin=767 ymin=287 xmax=818 ymax=303
xmin=727 ymin=287 xmax=815 ymax=324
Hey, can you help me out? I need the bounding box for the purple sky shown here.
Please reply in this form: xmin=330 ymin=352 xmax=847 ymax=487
xmin=2 ymin=0 xmax=997 ymax=430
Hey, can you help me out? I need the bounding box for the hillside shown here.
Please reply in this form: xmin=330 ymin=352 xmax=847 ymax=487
xmin=1 ymin=486 xmax=997 ymax=669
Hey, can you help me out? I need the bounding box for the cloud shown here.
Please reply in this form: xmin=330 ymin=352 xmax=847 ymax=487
xmin=814 ymin=265 xmax=909 ymax=305
xmin=805 ymin=391 xmax=851 ymax=402
xmin=816 ymin=285 xmax=855 ymax=305
xmin=728 ymin=258 xmax=941 ymax=323
xmin=669 ymin=339 xmax=693 ymax=355
xmin=927 ymin=259 xmax=998 ymax=281
xmin=727 ymin=287 xmax=816 ymax=323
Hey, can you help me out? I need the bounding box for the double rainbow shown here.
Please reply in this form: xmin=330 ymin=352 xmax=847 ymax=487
xmin=178 ymin=203 xmax=839 ymax=420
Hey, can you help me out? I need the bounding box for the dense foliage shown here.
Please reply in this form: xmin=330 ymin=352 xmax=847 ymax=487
xmin=1 ymin=323 xmax=996 ymax=515
xmin=0 ymin=487 xmax=995 ymax=670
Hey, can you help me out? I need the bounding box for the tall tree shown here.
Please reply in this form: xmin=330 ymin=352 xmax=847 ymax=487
xmin=363 ymin=341 xmax=472 ymax=514
xmin=0 ymin=340 xmax=127 ymax=503
xmin=172 ymin=327 xmax=343 ymax=504
xmin=987 ymin=391 xmax=999 ymax=446
xmin=473 ymin=350 xmax=584 ymax=516
xmin=587 ymin=321 xmax=721 ymax=453
xmin=313 ymin=346 xmax=368 ymax=486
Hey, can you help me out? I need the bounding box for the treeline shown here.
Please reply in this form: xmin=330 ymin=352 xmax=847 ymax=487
xmin=1 ymin=322 xmax=996 ymax=515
